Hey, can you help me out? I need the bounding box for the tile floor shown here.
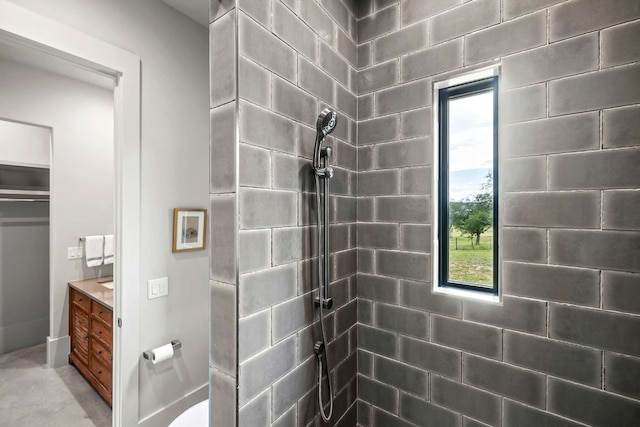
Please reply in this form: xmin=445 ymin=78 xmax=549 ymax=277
xmin=0 ymin=344 xmax=111 ymax=427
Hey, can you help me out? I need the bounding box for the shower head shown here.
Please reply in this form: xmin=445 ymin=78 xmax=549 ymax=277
xmin=317 ymin=109 xmax=338 ymax=138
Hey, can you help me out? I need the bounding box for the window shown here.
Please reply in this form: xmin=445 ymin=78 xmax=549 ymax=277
xmin=434 ymin=69 xmax=499 ymax=298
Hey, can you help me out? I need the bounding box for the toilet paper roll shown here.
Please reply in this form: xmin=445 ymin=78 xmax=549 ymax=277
xmin=151 ymin=343 xmax=174 ymax=364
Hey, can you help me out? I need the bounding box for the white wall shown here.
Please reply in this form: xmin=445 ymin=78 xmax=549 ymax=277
xmin=0 ymin=120 xmax=50 ymax=167
xmin=5 ymin=0 xmax=210 ymax=424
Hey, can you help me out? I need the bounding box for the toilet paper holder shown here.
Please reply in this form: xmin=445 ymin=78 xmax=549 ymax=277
xmin=143 ymin=339 xmax=182 ymax=361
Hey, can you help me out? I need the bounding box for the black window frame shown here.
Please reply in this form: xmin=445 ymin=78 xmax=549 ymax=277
xmin=437 ymin=76 xmax=499 ymax=296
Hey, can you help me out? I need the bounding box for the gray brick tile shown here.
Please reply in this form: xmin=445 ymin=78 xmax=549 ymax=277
xmin=401 ymin=0 xmax=461 ymax=26
xmin=464 ymin=295 xmax=547 ymax=335
xmin=238 ymin=309 xmax=270 ymax=362
xmin=320 ymin=0 xmax=351 ymax=33
xmin=430 ymin=0 xmax=500 ymax=44
xmin=239 ymin=229 xmax=271 ymax=274
xmin=272 ymin=153 xmax=312 ymax=193
xmin=240 ymin=188 xmax=297 ymax=229
xmin=358 ymin=222 xmax=399 ymax=248
xmin=272 ymin=76 xmax=317 ymax=125
xmin=300 ymin=0 xmax=336 ymax=46
xmin=400 ymin=336 xmax=461 ymax=379
xmin=401 ymin=393 xmax=460 ymax=427
xmin=375 ymin=356 xmax=428 ymax=397
xmin=358 ymin=59 xmax=399 ymax=93
xmin=401 ymin=39 xmax=463 ymax=82
xmin=548 ymin=377 xmax=640 ymax=427
xmin=602 ymin=19 xmax=640 ymax=68
xmin=376 ymin=250 xmax=430 ymax=281
xmin=503 ymin=0 xmax=566 ymax=20
xmin=320 ymin=41 xmax=350 ymax=87
xmin=372 ymin=408 xmax=414 ymax=426
xmin=358 ymin=350 xmax=373 ymax=376
xmin=211 ymin=281 xmax=237 ymax=375
xmin=375 ymin=303 xmax=429 ymax=339
xmin=550 ymin=303 xmax=640 ymax=357
xmin=549 ymin=229 xmax=640 ymax=273
xmin=401 ymin=107 xmax=432 ymax=139
xmin=504 ymin=399 xmax=584 ymax=427
xmin=502 ymin=84 xmax=547 ymax=125
xmin=400 ymin=224 xmax=431 ymax=252
xmin=463 ymin=354 xmax=545 ymax=408
xmin=358 ymin=324 xmax=398 ymax=358
xmin=240 ymin=101 xmax=295 ymax=153
xmin=238 ymin=388 xmax=270 ymax=427
xmin=432 ymin=375 xmax=501 ymax=426
xmin=374 ymin=21 xmax=428 ymax=64
xmin=298 ymin=57 xmax=334 ymax=105
xmin=465 ymin=11 xmax=546 ymax=65
xmin=210 ymin=194 xmax=237 ymax=284
xmin=400 ymin=280 xmax=462 ymax=317
xmin=210 ymin=10 xmax=236 ymax=107
xmin=273 ymin=0 xmax=316 ymax=61
xmin=358 ymin=170 xmax=400 ymax=196
xmin=272 ymin=357 xmax=315 ymax=419
xmin=239 ymin=0 xmax=270 ymax=27
xmin=376 ymin=136 xmax=431 ymax=168
xmin=210 ymin=103 xmax=236 ymax=194
xmin=358 ymin=94 xmax=374 ymax=121
xmin=357 ymin=198 xmax=375 ymax=224
xmin=502 ymin=227 xmax=547 ymax=263
xmin=239 ymin=263 xmax=297 ymax=316
xmin=272 ymin=405 xmax=296 ymax=427
xmin=359 ymin=375 xmax=398 ymax=413
xmin=550 ymin=0 xmax=640 ymax=41
xmin=272 ymin=293 xmax=315 ymax=343
xmin=503 ymin=262 xmax=600 ymax=307
xmin=358 ymin=5 xmax=399 ymax=43
xmin=503 ymin=33 xmax=598 ymax=89
xmin=376 ymin=196 xmax=430 ymax=223
xmin=549 ymin=63 xmax=640 ymax=115
xmin=239 ymin=335 xmax=296 ymax=405
xmin=503 ymin=191 xmax=601 ymax=228
xmin=336 ymin=85 xmax=357 ymax=121
xmin=331 ymin=248 xmax=358 ymax=281
xmin=358 ymin=43 xmax=372 ymax=69
xmin=336 ymin=299 xmax=358 ymax=335
xmin=432 ymin=315 xmax=502 ymax=359
xmin=338 ymin=29 xmax=358 ymax=68
xmin=603 ymin=105 xmax=640 ymax=148
xmin=358 ymin=146 xmax=374 ymax=171
xmin=603 ymin=271 xmax=640 ymax=315
xmin=376 ymin=80 xmax=431 ymax=116
xmin=239 ymin=12 xmax=296 ymax=83
xmin=210 ymin=368 xmax=237 ymax=427
xmin=239 ymin=56 xmax=270 ymax=107
xmin=505 ymin=331 xmax=601 ymax=387
xmin=502 ymin=156 xmax=546 ymax=192
xmin=358 ymin=115 xmax=399 ymax=145
xmin=605 ymin=352 xmax=640 ymax=400
xmin=401 ymin=166 xmax=432 ymax=196
xmin=503 ymin=112 xmax=599 ymax=158
xmin=358 ymin=273 xmax=399 ymax=303
xmin=210 ymin=0 xmax=235 ymax=23
xmin=604 ymin=190 xmax=640 ymax=231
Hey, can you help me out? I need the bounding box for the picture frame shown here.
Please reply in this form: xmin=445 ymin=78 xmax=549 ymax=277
xmin=172 ymin=208 xmax=207 ymax=253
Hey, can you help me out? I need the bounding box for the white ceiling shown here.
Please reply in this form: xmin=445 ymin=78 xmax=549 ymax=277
xmin=160 ymin=0 xmax=209 ymax=27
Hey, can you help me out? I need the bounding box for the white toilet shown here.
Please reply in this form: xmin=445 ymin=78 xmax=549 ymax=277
xmin=169 ymin=400 xmax=209 ymax=427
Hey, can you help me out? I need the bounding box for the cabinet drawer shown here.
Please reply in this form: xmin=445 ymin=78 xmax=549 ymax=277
xmin=91 ymin=338 xmax=112 ymax=367
xmin=90 ymin=356 xmax=112 ymax=393
xmin=70 ymin=289 xmax=91 ymax=312
xmin=91 ymin=301 xmax=113 ymax=327
xmin=91 ymin=319 xmax=112 ymax=349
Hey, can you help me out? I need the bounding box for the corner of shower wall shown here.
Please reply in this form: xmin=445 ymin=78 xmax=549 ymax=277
xmin=209 ymin=1 xmax=239 ymax=426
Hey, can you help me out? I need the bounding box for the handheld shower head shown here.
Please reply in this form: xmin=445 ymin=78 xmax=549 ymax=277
xmin=317 ymin=109 xmax=338 ymax=137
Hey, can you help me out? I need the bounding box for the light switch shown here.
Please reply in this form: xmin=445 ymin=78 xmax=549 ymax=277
xmin=148 ymin=277 xmax=169 ymax=299
xmin=67 ymin=247 xmax=83 ymax=260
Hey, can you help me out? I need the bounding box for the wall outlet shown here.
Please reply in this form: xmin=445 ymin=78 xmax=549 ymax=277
xmin=148 ymin=277 xmax=169 ymax=299
xmin=67 ymin=246 xmax=83 ymax=260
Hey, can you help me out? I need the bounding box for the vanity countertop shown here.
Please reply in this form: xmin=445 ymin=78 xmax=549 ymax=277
xmin=69 ymin=276 xmax=113 ymax=309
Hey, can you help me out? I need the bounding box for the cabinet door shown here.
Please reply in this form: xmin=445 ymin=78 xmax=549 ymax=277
xmin=71 ymin=306 xmax=90 ymax=365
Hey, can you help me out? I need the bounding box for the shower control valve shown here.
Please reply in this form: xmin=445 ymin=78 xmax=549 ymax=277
xmin=315 ymin=167 xmax=334 ymax=178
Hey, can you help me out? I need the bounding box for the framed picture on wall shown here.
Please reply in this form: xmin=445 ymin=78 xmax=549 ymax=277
xmin=172 ymin=208 xmax=207 ymax=252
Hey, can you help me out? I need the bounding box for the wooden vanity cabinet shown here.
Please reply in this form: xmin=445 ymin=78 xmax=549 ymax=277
xmin=69 ymin=286 xmax=113 ymax=406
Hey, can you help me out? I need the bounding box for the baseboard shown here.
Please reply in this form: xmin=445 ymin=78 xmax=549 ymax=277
xmin=47 ymin=335 xmax=70 ymax=368
xmin=139 ymin=383 xmax=208 ymax=427
xmin=0 ymin=316 xmax=48 ymax=355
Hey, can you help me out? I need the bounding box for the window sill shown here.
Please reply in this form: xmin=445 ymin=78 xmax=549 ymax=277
xmin=433 ymin=285 xmax=502 ymax=304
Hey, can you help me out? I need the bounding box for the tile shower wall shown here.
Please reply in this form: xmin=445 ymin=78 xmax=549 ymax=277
xmin=235 ymin=1 xmax=359 ymax=426
xmin=355 ymin=0 xmax=640 ymax=426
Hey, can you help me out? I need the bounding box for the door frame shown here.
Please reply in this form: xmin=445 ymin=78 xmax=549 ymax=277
xmin=0 ymin=2 xmax=141 ymax=426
